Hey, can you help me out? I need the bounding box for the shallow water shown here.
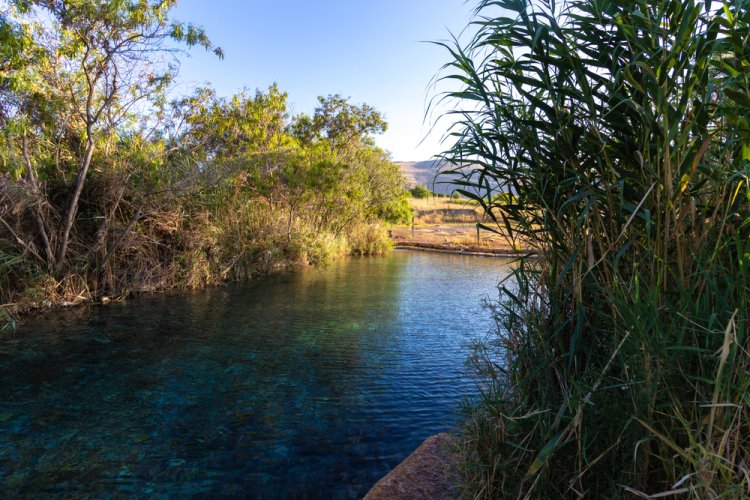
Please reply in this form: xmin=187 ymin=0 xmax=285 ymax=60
xmin=0 ymin=250 xmax=511 ymax=498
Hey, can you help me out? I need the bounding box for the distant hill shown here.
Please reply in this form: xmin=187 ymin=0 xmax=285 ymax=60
xmin=396 ymin=160 xmax=465 ymax=196
xmin=396 ymin=160 xmax=488 ymax=196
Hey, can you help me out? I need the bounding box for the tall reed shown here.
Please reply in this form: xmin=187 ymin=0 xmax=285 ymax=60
xmin=438 ymin=0 xmax=750 ymax=496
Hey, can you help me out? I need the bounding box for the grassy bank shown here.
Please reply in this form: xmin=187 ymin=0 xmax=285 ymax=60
xmin=440 ymin=0 xmax=750 ymax=497
xmin=0 ymin=169 xmax=396 ymax=324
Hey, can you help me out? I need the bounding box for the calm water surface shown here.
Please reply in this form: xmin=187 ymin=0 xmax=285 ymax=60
xmin=0 ymin=250 xmax=511 ymax=498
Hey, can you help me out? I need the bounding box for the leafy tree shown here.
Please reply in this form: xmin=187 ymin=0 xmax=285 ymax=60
xmin=168 ymin=84 xmax=290 ymax=164
xmin=163 ymin=84 xmax=293 ymax=194
xmin=290 ymin=94 xmax=387 ymax=157
xmin=2 ymin=0 xmax=220 ymax=271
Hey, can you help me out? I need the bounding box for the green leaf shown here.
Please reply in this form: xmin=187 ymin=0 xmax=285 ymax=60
xmin=725 ymin=89 xmax=750 ymax=108
xmin=525 ymin=430 xmax=567 ymax=477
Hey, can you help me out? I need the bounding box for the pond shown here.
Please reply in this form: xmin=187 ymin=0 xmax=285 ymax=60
xmin=0 ymin=250 xmax=512 ymax=498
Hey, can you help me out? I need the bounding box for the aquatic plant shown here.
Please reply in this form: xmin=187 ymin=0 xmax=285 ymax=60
xmin=439 ymin=0 xmax=750 ymax=496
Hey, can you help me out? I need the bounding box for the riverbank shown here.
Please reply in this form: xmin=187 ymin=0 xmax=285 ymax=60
xmin=390 ymin=196 xmax=535 ymax=257
xmin=394 ymin=243 xmax=536 ymax=258
xmin=390 ymin=224 xmax=536 ymax=257
xmin=390 ymin=224 xmax=515 ymax=250
xmin=0 ymin=220 xmax=393 ymax=330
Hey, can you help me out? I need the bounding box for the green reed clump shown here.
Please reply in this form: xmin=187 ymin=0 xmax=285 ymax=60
xmin=439 ymin=0 xmax=750 ymax=497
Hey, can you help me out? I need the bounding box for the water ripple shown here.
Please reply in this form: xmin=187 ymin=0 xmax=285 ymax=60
xmin=0 ymin=251 xmax=511 ymax=498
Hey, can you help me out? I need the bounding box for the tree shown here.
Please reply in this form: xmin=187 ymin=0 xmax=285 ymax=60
xmin=289 ymin=94 xmax=387 ymax=157
xmin=3 ymin=0 xmax=221 ymax=272
xmin=166 ymin=84 xmax=291 ymax=180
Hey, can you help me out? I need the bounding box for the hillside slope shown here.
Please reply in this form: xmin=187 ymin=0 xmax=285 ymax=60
xmin=396 ymin=160 xmax=457 ymax=195
xmin=397 ymin=160 xmax=487 ymax=197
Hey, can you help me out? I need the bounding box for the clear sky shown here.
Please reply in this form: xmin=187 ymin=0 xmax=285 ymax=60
xmin=170 ymin=0 xmax=477 ymax=161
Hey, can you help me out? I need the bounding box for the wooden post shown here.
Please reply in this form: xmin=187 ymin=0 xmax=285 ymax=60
xmin=476 ymin=224 xmax=480 ymax=246
xmin=412 ymin=216 xmax=415 ymax=240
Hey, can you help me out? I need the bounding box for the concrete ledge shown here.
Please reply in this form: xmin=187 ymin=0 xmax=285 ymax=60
xmin=364 ymin=433 xmax=458 ymax=500
xmin=395 ymin=242 xmax=539 ymax=259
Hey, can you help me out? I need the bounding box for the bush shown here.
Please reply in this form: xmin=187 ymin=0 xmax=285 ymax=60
xmin=291 ymin=230 xmax=350 ymax=266
xmin=409 ymin=185 xmax=432 ymax=198
xmin=378 ymin=192 xmax=413 ymax=224
xmin=347 ymin=223 xmax=393 ymax=256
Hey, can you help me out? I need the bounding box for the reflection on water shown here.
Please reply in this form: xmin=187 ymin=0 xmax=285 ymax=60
xmin=0 ymin=250 xmax=511 ymax=498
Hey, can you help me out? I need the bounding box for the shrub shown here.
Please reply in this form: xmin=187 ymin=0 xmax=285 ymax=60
xmin=409 ymin=185 xmax=432 ymax=198
xmin=378 ymin=192 xmax=413 ymax=224
xmin=347 ymin=223 xmax=393 ymax=256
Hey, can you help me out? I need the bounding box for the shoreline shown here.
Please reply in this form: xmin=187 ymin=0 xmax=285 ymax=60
xmin=2 ymin=245 xmax=521 ymax=328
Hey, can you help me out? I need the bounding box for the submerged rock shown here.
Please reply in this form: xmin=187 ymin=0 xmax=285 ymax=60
xmin=364 ymin=433 xmax=458 ymax=500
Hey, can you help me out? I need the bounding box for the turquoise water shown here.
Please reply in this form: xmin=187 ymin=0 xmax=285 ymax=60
xmin=0 ymin=250 xmax=511 ymax=498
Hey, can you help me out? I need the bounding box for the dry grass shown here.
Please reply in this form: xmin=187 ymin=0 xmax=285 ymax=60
xmin=390 ymin=197 xmax=531 ymax=251
xmin=407 ymin=197 xmax=483 ymax=224
xmin=390 ymin=225 xmax=516 ymax=250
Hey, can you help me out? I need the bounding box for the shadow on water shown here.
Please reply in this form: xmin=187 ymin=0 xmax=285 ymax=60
xmin=0 ymin=251 xmax=512 ymax=498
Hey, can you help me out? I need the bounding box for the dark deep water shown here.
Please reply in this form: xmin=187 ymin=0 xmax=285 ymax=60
xmin=0 ymin=250 xmax=512 ymax=498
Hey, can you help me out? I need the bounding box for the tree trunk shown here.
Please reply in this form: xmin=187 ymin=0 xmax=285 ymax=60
xmin=56 ymin=139 xmax=95 ymax=272
xmin=287 ymin=204 xmax=294 ymax=243
xmin=22 ymin=131 xmax=54 ymax=268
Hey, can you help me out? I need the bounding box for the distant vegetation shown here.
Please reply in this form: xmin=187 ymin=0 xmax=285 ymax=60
xmin=0 ymin=0 xmax=409 ymax=321
xmin=409 ymin=184 xmax=467 ymax=201
xmin=409 ymin=185 xmax=432 ymax=199
xmin=441 ymin=0 xmax=749 ymax=497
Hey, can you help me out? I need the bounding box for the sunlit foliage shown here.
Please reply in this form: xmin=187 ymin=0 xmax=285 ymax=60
xmin=0 ymin=0 xmax=408 ymax=321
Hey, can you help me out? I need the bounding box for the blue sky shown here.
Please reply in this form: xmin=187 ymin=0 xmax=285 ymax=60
xmin=170 ymin=0 xmax=476 ymax=161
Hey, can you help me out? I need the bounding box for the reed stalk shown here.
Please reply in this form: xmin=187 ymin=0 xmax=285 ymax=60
xmin=439 ymin=0 xmax=750 ymax=496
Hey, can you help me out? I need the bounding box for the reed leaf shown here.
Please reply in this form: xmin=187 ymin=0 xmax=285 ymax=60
xmin=441 ymin=0 xmax=750 ymax=496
